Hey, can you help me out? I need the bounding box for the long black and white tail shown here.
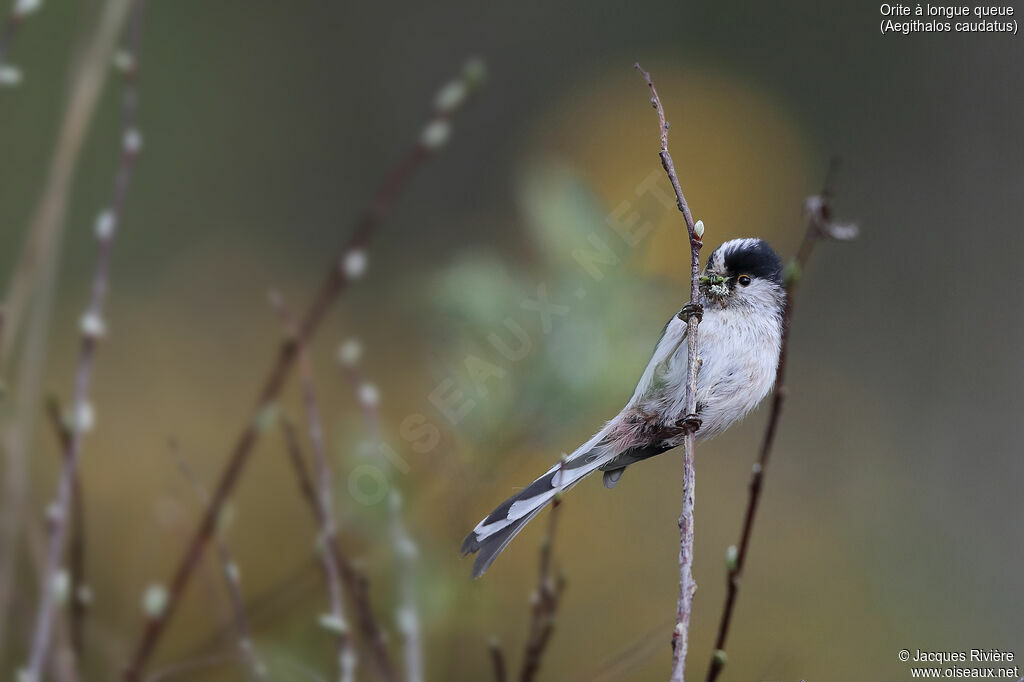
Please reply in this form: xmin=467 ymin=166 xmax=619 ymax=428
xmin=460 ymin=430 xmax=618 ymax=578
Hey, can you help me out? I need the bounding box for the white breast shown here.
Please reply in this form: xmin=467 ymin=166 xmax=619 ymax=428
xmin=630 ymin=300 xmax=782 ymax=443
xmin=686 ymin=304 xmax=782 ymax=440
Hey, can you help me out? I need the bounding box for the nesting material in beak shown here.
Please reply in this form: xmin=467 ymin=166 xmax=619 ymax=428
xmin=700 ymin=272 xmax=730 ymax=298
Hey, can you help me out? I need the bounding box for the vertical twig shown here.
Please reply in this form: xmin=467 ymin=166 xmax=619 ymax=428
xmin=280 ymin=419 xmax=398 ymax=682
xmin=21 ymin=3 xmax=145 ymax=678
xmin=389 ymin=492 xmax=423 ymax=682
xmin=122 ymin=58 xmax=485 ymax=681
xmin=272 ymin=294 xmax=355 ymax=682
xmin=20 ymin=503 xmax=80 ymax=682
xmin=44 ymin=398 xmax=87 ymax=659
xmin=704 ymin=159 xmax=856 ymax=682
xmin=170 ymin=442 xmax=268 ymax=682
xmin=0 ymin=0 xmax=133 ymax=662
xmin=337 ymin=340 xmax=423 ymax=682
xmin=518 ymin=459 xmax=566 ymax=682
xmin=634 ymin=63 xmax=703 ymax=682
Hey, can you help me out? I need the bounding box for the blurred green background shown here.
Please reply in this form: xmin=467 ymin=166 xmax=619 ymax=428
xmin=1 ymin=0 xmax=1022 ymax=680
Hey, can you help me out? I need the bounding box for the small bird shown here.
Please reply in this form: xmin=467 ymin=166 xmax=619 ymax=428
xmin=461 ymin=237 xmax=787 ymax=577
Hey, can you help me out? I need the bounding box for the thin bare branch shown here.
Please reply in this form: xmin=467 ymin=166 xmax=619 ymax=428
xmin=634 ymin=63 xmax=703 ymax=682
xmin=389 ymin=491 xmax=422 ymax=682
xmin=44 ymin=398 xmax=87 ymax=660
xmin=337 ymin=341 xmax=422 ymax=682
xmin=20 ymin=505 xmax=81 ymax=682
xmin=121 ymin=57 xmax=485 ymax=681
xmin=704 ymin=158 xmax=856 ymax=682
xmin=272 ymin=293 xmax=354 ymax=682
xmin=21 ymin=3 xmax=145 ymax=678
xmin=0 ymin=0 xmax=134 ymax=660
xmin=170 ymin=442 xmax=268 ymax=682
xmin=518 ymin=458 xmax=566 ymax=682
xmin=281 ymin=419 xmax=398 ymax=682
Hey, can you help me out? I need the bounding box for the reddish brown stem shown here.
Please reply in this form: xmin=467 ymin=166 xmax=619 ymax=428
xmin=704 ymin=159 xmax=847 ymax=682
xmin=121 ymin=60 xmax=483 ymax=681
xmin=171 ymin=444 xmax=267 ymax=682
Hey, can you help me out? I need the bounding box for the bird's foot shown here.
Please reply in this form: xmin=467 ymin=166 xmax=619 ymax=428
xmin=674 ymin=413 xmax=702 ymax=434
xmin=677 ymin=303 xmax=704 ymax=323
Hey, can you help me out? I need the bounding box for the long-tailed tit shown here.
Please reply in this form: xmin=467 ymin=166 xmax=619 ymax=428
xmin=461 ymin=238 xmax=786 ymax=577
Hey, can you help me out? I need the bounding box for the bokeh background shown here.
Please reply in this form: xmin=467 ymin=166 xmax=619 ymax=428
xmin=1 ymin=0 xmax=1022 ymax=680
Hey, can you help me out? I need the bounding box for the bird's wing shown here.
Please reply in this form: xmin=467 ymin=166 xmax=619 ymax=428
xmin=626 ymin=313 xmax=689 ymax=407
xmin=461 ymin=312 xmax=692 ymax=576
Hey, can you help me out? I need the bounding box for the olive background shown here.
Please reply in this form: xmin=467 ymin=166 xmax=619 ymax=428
xmin=1 ymin=0 xmax=1021 ymax=680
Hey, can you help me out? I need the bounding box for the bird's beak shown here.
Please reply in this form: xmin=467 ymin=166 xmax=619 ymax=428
xmin=700 ymin=272 xmax=729 ymax=298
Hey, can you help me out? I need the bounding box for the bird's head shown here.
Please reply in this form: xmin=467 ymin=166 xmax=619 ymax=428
xmin=700 ymin=238 xmax=785 ymax=310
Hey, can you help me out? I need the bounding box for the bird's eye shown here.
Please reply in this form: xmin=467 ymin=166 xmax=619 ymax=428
xmin=738 ymin=275 xmax=752 ymax=287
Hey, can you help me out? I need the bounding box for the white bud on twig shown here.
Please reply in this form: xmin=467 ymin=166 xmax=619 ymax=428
xmin=0 ymin=65 xmax=23 ymax=87
xmin=123 ymin=128 xmax=142 ymax=154
xmin=80 ymin=311 xmax=106 ymax=339
xmin=823 ymin=221 xmax=859 ymax=241
xmin=342 ymin=249 xmax=367 ymax=280
xmin=112 ymin=50 xmax=135 ymax=74
xmin=94 ymin=210 xmax=116 ymax=240
xmin=434 ymin=79 xmax=468 ymax=114
xmin=337 ymin=339 xmax=362 ymax=366
xmin=45 ymin=501 xmax=63 ymax=525
xmin=225 ymin=562 xmax=240 ymax=583
xmin=217 ymin=503 xmax=236 ymax=532
xmin=13 ymin=0 xmax=42 ymax=17
xmin=694 ymin=219 xmax=705 ymax=239
xmin=141 ymin=583 xmax=168 ymax=618
xmin=803 ymin=195 xmax=824 ymax=216
xmin=725 ymin=544 xmax=738 ymax=572
xmin=70 ymin=401 xmax=95 ymax=434
xmin=52 ymin=569 xmax=70 ymax=605
xmin=358 ymin=382 xmax=380 ymax=408
xmin=396 ymin=605 xmax=418 ymax=634
xmin=420 ymin=119 xmax=451 ymax=151
xmin=254 ymin=403 xmax=278 ymax=432
xmin=318 ymin=613 xmax=349 ymax=635
xmin=395 ymin=535 xmax=418 ymax=560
